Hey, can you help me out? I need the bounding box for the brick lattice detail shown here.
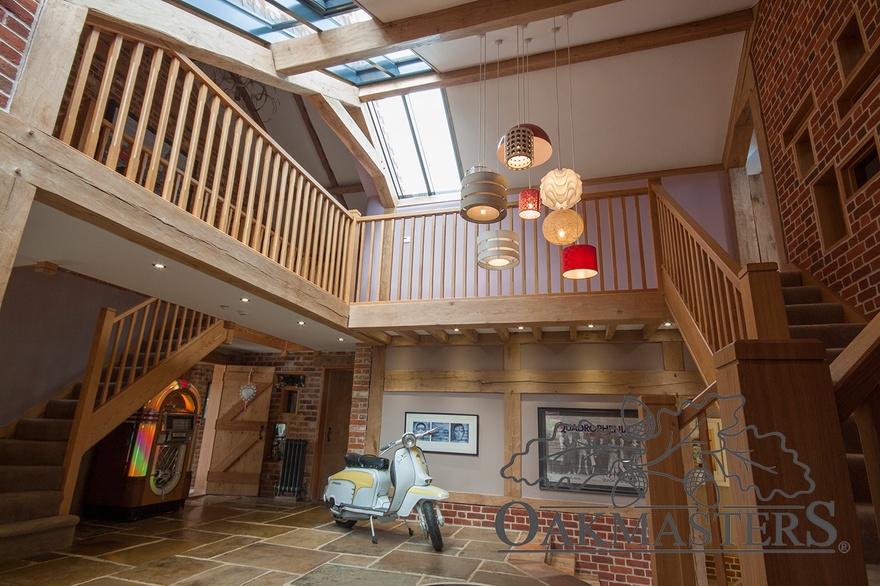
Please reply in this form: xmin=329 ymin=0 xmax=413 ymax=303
xmin=751 ymin=0 xmax=880 ymax=316
xmin=0 ymin=0 xmax=40 ymax=110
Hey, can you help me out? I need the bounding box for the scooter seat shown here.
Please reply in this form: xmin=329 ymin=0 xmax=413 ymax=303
xmin=344 ymin=453 xmax=389 ymax=470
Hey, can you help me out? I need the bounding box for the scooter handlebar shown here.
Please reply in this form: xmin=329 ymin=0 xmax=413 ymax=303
xmin=379 ymin=428 xmax=439 ymax=452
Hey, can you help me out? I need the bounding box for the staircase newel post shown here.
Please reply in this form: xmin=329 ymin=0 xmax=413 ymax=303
xmin=59 ymin=306 xmax=116 ymax=515
xmin=647 ymin=178 xmax=664 ymax=289
xmin=739 ymin=262 xmax=789 ymax=339
xmin=713 ymin=339 xmax=867 ymax=586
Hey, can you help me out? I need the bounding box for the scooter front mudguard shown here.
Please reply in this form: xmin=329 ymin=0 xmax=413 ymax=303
xmin=397 ymin=485 xmax=449 ymax=518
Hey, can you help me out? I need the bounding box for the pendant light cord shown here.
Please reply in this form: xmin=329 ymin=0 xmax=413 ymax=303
xmin=478 ymin=35 xmax=486 ymax=167
xmin=552 ymin=23 xmax=562 ymax=170
xmin=495 ymin=39 xmax=502 ymax=159
xmin=566 ymin=15 xmax=576 ymax=170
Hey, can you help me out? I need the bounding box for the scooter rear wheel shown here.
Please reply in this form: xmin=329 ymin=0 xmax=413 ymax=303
xmin=420 ymin=501 xmax=443 ymax=552
xmin=335 ymin=519 xmax=356 ymax=529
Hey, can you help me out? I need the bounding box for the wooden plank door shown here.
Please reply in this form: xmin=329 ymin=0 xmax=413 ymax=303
xmin=206 ymin=365 xmax=274 ymax=496
xmin=315 ymin=369 xmax=354 ymax=499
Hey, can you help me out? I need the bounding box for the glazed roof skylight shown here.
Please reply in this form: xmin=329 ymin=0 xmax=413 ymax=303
xmin=169 ymin=0 xmax=435 ymax=85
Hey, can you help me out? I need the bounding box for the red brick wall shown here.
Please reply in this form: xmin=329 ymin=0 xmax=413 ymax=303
xmin=751 ymin=0 xmax=880 ymax=316
xmin=439 ymin=501 xmax=652 ymax=586
xmin=180 ymin=363 xmax=215 ymax=489
xmin=0 ymin=0 xmax=40 ymax=110
xmin=348 ymin=344 xmax=372 ymax=453
xmin=237 ymin=351 xmax=355 ymax=497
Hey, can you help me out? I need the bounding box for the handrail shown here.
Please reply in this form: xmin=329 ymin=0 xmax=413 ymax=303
xmin=355 ymin=191 xmax=656 ymax=302
xmin=833 ymin=312 xmax=880 ymax=421
xmin=56 ymin=24 xmax=358 ymax=301
xmin=651 ymin=182 xmax=788 ymax=381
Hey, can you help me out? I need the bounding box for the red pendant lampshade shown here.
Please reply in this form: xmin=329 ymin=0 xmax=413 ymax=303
xmin=562 ymin=244 xmax=599 ymax=279
xmin=518 ymin=188 xmax=540 ymax=219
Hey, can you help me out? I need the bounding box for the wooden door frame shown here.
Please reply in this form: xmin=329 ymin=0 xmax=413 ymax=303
xmin=311 ymin=366 xmax=354 ymax=500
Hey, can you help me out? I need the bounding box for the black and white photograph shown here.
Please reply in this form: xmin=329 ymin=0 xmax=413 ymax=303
xmin=405 ymin=412 xmax=478 ymax=455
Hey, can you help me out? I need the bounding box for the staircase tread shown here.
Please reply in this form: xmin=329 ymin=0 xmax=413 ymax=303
xmin=0 ymin=514 xmax=78 ymax=538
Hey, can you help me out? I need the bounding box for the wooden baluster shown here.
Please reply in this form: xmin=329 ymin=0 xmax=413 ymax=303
xmin=408 ymin=217 xmax=418 ymax=301
xmin=284 ymin=172 xmax=304 ymax=271
xmin=128 ymin=308 xmax=149 ymax=386
xmin=440 ymin=214 xmax=447 ymax=299
xmin=263 ymin=156 xmax=290 ymax=264
xmin=177 ymin=83 xmax=208 ymax=212
xmin=355 ymin=218 xmax=369 ymax=302
xmin=293 ymin=179 xmax=310 ymax=275
xmin=141 ymin=300 xmax=160 ymax=378
xmin=636 ymin=194 xmax=648 ymax=288
xmin=241 ymin=137 xmax=266 ymax=246
xmin=273 ymin=164 xmax=294 ymax=264
xmin=82 ymin=34 xmax=123 ymax=159
xmin=451 ymin=215 xmax=458 ymax=298
xmin=304 ymin=186 xmax=321 ymax=282
xmin=620 ymin=196 xmax=632 ymax=290
xmin=378 ymin=219 xmax=394 ymax=302
xmin=105 ymin=41 xmax=144 ymax=174
xmin=594 ymin=198 xmax=604 ymax=291
xmin=60 ymin=27 xmax=100 ymax=145
xmin=144 ymin=58 xmax=180 ymax=193
xmin=418 ymin=215 xmax=426 ymax=300
xmin=255 ymin=150 xmax=279 ymax=253
xmin=217 ymin=117 xmax=242 ymax=232
xmin=325 ymin=206 xmax=340 ymax=292
xmin=161 ymin=70 xmax=194 ymax=203
xmin=126 ymin=47 xmax=164 ymax=184
xmin=193 ymin=96 xmax=221 ymax=221
xmin=532 ymin=212 xmax=538 ymax=295
xmin=396 ymin=218 xmax=406 ymax=301
xmin=427 ymin=215 xmax=435 ymax=300
xmin=230 ymin=127 xmax=254 ymax=239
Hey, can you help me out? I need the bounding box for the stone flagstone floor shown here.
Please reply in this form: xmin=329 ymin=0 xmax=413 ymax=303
xmin=0 ymin=495 xmax=585 ymax=586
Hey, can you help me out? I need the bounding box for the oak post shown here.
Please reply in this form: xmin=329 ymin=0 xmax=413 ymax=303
xmin=363 ymin=346 xmax=386 ymax=455
xmin=0 ymin=174 xmax=36 ymax=313
xmin=738 ymin=263 xmax=788 ymax=339
xmin=854 ymin=388 xmax=880 ymax=545
xmin=638 ymin=394 xmax=698 ymax=586
xmin=713 ymin=340 xmax=867 ymax=586
xmin=503 ymin=391 xmax=522 ymax=499
xmin=59 ymin=306 xmax=116 ymax=514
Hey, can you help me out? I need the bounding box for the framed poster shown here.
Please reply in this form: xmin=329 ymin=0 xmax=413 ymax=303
xmin=405 ymin=412 xmax=478 ymax=455
xmin=537 ymin=407 xmax=643 ymax=494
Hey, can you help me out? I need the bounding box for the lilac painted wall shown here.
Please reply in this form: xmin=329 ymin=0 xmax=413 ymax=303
xmin=0 ymin=268 xmax=146 ymax=424
xmin=661 ymin=171 xmax=738 ymax=260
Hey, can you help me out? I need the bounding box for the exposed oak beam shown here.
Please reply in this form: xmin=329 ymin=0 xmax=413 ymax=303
xmin=429 ymin=329 xmax=450 ymax=343
xmin=356 ymin=328 xmax=684 ymax=347
xmin=495 ymin=328 xmax=511 ymax=342
xmin=231 ymin=324 xmax=312 ymax=352
xmin=349 ymin=291 xmax=668 ymax=330
xmin=395 ymin=330 xmax=422 ymax=344
xmin=305 ymin=95 xmax=398 ymax=208
xmin=71 ymin=0 xmax=359 ymax=106
xmin=273 ymin=0 xmax=623 ymax=76
xmin=605 ymin=324 xmax=618 ymax=341
xmin=293 ymin=94 xmax=337 ymax=189
xmin=385 ymin=369 xmax=703 ymax=396
xmin=359 ymin=10 xmax=753 ymax=102
xmin=328 ymin=183 xmax=365 ymax=195
xmin=642 ymin=322 xmax=662 ymax=340
xmin=461 ymin=329 xmax=480 ymax=343
xmin=569 ymin=326 xmax=578 ymax=342
xmin=532 ymin=326 xmax=543 ymax=341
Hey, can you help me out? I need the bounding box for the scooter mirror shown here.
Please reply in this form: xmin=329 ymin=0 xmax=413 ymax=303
xmin=403 ymin=432 xmax=417 ymax=448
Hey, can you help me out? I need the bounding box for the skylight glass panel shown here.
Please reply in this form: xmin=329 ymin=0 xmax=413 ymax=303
xmin=369 ymin=89 xmax=461 ymax=199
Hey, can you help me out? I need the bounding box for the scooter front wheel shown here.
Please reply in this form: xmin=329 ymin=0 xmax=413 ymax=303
xmin=335 ymin=519 xmax=357 ymax=529
xmin=420 ymin=501 xmax=443 ymax=552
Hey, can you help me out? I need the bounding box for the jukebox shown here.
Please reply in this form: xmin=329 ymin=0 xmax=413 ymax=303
xmin=84 ymin=379 xmax=200 ymax=520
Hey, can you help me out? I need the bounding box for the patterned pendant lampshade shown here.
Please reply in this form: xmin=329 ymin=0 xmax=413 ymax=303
xmin=542 ymin=209 xmax=583 ymax=246
xmin=502 ymin=125 xmax=534 ymax=170
xmin=477 ymin=229 xmax=521 ymax=269
xmin=518 ymin=188 xmax=541 ymax=219
xmin=496 ymin=124 xmax=552 ymax=169
xmin=562 ymin=244 xmax=599 ymax=279
xmin=460 ymin=165 xmax=508 ymax=223
xmin=540 ymin=167 xmax=582 ymax=211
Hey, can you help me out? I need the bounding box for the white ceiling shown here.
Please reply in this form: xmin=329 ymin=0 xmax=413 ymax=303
xmin=14 ymin=203 xmax=358 ymax=352
xmin=356 ymin=0 xmax=756 ymax=184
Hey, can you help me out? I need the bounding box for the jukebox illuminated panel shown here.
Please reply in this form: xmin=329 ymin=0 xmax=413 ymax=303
xmin=84 ymin=380 xmax=201 ymax=520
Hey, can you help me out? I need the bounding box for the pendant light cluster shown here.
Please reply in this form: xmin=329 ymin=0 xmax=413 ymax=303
xmin=460 ymin=18 xmax=598 ymax=280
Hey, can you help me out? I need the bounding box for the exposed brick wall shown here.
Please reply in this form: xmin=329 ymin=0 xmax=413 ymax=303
xmin=238 ymin=351 xmax=354 ymax=497
xmin=751 ymin=0 xmax=880 ymax=316
xmin=438 ymin=501 xmax=653 ymax=586
xmin=180 ymin=363 xmax=215 ymax=489
xmin=0 ymin=0 xmax=40 ymax=110
xmin=705 ymin=553 xmax=743 ymax=583
xmin=348 ymin=343 xmax=372 ymax=453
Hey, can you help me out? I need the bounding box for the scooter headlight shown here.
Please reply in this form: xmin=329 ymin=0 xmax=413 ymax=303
xmin=403 ymin=433 xmax=417 ymax=448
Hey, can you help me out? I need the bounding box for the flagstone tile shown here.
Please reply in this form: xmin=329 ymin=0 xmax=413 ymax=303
xmin=0 ymin=555 xmax=126 ymax=586
xmin=174 ymin=563 xmax=267 ymax=585
xmin=66 ymin=532 xmax=159 ymax=556
xmin=288 ymin=563 xmax=421 ymax=586
xmin=214 ymin=543 xmax=337 ymax=574
xmin=372 ymin=550 xmax=481 ymax=581
xmin=184 ymin=535 xmax=259 ymax=559
xmin=100 ymin=538 xmax=204 ymax=565
xmin=193 ymin=519 xmax=293 ymax=538
xmin=265 ymin=527 xmax=343 ymax=549
xmin=112 ymin=555 xmax=219 ymax=585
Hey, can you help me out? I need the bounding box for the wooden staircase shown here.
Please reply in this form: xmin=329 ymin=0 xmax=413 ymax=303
xmin=0 ymin=300 xmax=230 ymax=563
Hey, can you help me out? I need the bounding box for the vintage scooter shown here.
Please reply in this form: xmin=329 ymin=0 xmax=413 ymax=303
xmin=323 ymin=428 xmax=448 ymax=551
